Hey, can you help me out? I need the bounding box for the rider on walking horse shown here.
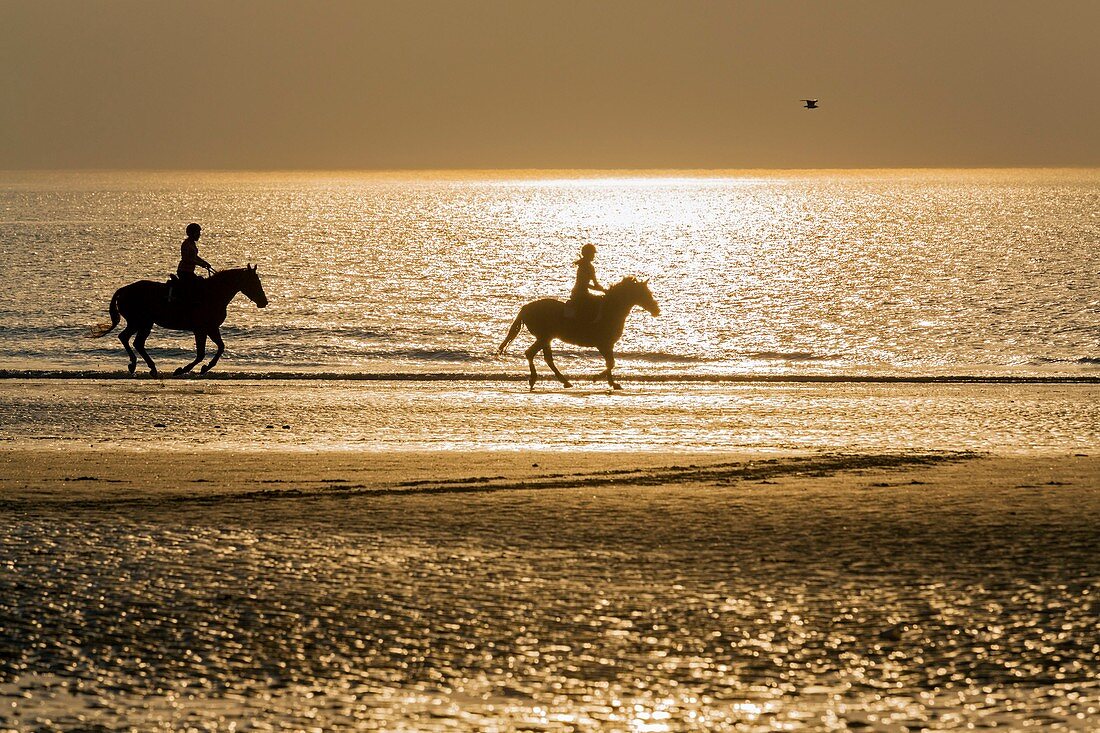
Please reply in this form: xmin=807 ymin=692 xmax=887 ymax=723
xmin=564 ymin=243 xmax=606 ymax=321
xmin=170 ymin=223 xmax=214 ymax=304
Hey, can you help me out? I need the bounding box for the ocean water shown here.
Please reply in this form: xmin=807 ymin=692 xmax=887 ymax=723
xmin=1 ymin=169 xmax=1098 ymax=377
xmin=1 ymin=170 xmax=1098 ymax=452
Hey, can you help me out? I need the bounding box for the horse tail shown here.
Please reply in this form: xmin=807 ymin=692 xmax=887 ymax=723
xmin=497 ymin=311 xmax=525 ymax=355
xmin=88 ymin=289 xmax=121 ymax=338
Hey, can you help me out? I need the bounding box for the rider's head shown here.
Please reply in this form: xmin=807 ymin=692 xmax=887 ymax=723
xmin=580 ymin=243 xmax=597 ymax=260
xmin=185 ymin=223 xmax=202 ymax=240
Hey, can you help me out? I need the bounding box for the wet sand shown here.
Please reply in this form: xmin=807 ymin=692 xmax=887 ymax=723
xmin=2 ymin=449 xmax=1098 ymax=731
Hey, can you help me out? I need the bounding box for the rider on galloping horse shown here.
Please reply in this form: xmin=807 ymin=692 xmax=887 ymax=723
xmin=169 ymin=223 xmax=214 ymax=304
xmin=564 ymin=243 xmax=606 ymax=322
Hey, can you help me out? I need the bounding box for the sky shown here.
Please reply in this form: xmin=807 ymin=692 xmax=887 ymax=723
xmin=2 ymin=0 xmax=1099 ymax=170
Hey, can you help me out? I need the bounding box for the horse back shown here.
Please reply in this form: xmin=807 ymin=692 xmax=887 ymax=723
xmin=114 ymin=280 xmax=169 ymax=323
xmin=521 ymin=297 xmax=608 ymax=347
xmin=116 ymin=279 xmax=168 ymax=302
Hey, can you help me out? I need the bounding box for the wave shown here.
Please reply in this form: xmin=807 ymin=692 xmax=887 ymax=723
xmin=1030 ymin=356 xmax=1100 ymax=366
xmin=4 ymin=328 xmax=837 ymax=368
xmin=339 ymin=348 xmax=489 ymax=362
xmin=565 ymin=349 xmax=712 ymax=363
xmin=327 ymin=348 xmax=716 ymax=364
xmin=219 ymin=327 xmax=391 ymax=341
xmin=1 ymin=369 xmax=1097 ymax=384
xmin=744 ymin=351 xmax=839 ymax=362
xmin=0 ymin=324 xmax=396 ymax=340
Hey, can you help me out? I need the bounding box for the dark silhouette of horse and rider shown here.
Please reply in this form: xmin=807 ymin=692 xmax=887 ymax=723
xmin=499 ymin=243 xmax=660 ymax=390
xmin=91 ymin=228 xmax=658 ymax=387
xmin=90 ymin=223 xmax=268 ymax=376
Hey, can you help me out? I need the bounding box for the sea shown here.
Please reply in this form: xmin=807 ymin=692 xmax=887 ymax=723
xmin=1 ymin=169 xmax=1098 ymax=452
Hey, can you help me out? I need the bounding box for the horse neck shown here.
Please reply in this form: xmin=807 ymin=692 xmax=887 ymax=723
xmin=205 ymin=269 xmax=245 ymax=306
xmin=602 ymin=286 xmax=638 ymax=326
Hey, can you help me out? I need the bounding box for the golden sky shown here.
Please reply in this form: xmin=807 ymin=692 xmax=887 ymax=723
xmin=2 ymin=0 xmax=1098 ymax=169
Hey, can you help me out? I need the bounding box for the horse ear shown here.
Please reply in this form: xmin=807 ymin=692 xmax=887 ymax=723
xmin=248 ymin=263 xmax=256 ymax=272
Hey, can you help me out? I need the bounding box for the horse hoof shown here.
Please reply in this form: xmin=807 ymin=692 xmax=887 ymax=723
xmin=611 ymin=382 xmax=622 ymax=390
xmin=149 ymin=369 xmax=158 ymax=378
xmin=562 ymin=381 xmax=572 ymax=388
xmin=200 ymin=365 xmax=211 ymax=374
xmin=127 ymin=364 xmax=136 ymax=376
xmin=174 ymin=367 xmax=186 ymax=376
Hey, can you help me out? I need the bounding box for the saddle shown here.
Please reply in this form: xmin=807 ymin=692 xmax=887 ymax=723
xmin=166 ymin=274 xmax=204 ymax=306
xmin=564 ymin=295 xmax=603 ymax=324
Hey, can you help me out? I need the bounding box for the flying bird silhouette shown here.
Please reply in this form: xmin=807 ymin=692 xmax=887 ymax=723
xmin=801 ymin=99 xmax=819 ymax=109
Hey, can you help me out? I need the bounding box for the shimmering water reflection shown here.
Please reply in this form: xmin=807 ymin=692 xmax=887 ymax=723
xmin=2 ymin=170 xmax=1099 ymax=376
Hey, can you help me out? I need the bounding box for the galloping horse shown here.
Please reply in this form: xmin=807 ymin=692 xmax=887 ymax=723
xmin=498 ymin=276 xmax=660 ymax=390
xmin=90 ymin=266 xmax=268 ymax=377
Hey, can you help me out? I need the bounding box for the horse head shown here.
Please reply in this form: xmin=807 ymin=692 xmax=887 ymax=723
xmin=612 ymin=276 xmax=660 ymax=317
xmin=241 ymin=264 xmax=269 ymax=308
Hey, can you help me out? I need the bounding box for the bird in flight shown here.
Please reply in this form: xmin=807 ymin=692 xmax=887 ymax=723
xmin=801 ymin=99 xmax=819 ymax=109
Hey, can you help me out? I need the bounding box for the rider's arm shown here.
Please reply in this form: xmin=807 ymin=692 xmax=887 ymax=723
xmin=195 ymin=253 xmax=212 ymax=269
xmin=579 ymin=260 xmax=604 ymax=292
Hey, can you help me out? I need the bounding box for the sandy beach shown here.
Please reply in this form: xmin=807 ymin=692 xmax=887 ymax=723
xmin=2 ymin=448 xmax=1097 ymax=731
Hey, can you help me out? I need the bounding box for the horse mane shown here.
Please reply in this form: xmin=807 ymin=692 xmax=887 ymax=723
xmin=210 ymin=266 xmax=250 ymax=277
xmin=208 ymin=265 xmax=257 ymax=282
xmin=608 ymin=276 xmax=641 ymax=292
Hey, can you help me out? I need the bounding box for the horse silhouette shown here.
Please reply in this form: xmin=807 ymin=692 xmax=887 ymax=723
xmin=498 ymin=276 xmax=660 ymax=390
xmin=90 ymin=265 xmax=268 ymax=377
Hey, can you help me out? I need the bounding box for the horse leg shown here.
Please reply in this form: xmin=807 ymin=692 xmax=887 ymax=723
xmin=525 ymin=341 xmax=542 ymax=390
xmin=133 ymin=326 xmax=158 ymax=377
xmin=542 ymin=343 xmax=571 ymax=387
xmin=200 ymin=327 xmax=225 ymax=374
xmin=118 ymin=324 xmax=137 ymax=375
xmin=598 ymin=347 xmax=621 ymax=390
xmin=175 ymin=331 xmax=206 ymax=376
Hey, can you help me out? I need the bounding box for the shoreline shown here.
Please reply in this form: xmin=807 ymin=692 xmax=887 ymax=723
xmin=2 ymin=369 xmax=1099 ymax=383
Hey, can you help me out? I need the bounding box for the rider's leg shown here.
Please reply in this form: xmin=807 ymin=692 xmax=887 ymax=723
xmin=590 ymin=298 xmax=603 ymax=323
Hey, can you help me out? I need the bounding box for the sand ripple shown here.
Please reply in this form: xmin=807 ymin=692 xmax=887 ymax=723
xmin=1 ymin=455 xmax=1098 ymax=730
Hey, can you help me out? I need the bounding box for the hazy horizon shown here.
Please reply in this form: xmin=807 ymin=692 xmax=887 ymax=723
xmin=3 ymin=1 xmax=1099 ymax=170
xmin=6 ymin=166 xmax=1100 ymax=174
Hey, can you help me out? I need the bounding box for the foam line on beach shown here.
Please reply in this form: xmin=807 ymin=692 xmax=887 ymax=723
xmin=1 ymin=451 xmax=979 ymax=512
xmin=1 ymin=369 xmax=1098 ymax=384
